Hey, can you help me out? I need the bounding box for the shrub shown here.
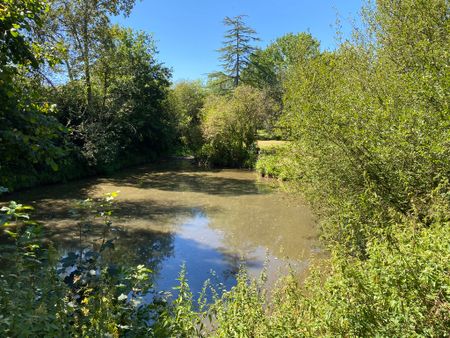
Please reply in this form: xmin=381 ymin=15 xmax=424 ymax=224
xmin=167 ymin=81 xmax=206 ymax=154
xmin=199 ymin=85 xmax=275 ymax=167
xmin=255 ymin=143 xmax=302 ymax=180
xmin=281 ymin=0 xmax=450 ymax=255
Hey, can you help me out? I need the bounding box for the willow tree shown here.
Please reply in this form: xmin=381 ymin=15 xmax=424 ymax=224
xmin=216 ymin=15 xmax=259 ymax=88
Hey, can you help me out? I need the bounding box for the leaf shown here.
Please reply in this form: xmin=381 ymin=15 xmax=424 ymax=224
xmin=4 ymin=230 xmax=17 ymax=238
xmin=118 ymin=293 xmax=128 ymax=301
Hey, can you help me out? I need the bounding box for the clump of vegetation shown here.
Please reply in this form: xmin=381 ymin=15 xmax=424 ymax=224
xmin=167 ymin=80 xmax=206 ymax=155
xmin=0 ymin=0 xmax=175 ymax=191
xmin=0 ymin=192 xmax=161 ymax=336
xmin=280 ymin=0 xmax=450 ymax=256
xmin=301 ymin=196 xmax=450 ymax=337
xmin=198 ymin=85 xmax=275 ymax=168
xmin=0 ymin=0 xmax=68 ymax=190
xmin=255 ymin=143 xmax=300 ymax=180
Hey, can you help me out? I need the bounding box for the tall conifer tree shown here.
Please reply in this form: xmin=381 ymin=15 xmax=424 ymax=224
xmin=217 ymin=15 xmax=259 ymax=87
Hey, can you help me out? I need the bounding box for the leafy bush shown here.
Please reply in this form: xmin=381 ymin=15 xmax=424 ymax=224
xmin=280 ymin=0 xmax=450 ymax=255
xmin=255 ymin=144 xmax=301 ymax=180
xmin=199 ymin=85 xmax=275 ymax=167
xmin=297 ymin=188 xmax=450 ymax=336
xmin=167 ymin=81 xmax=206 ymax=154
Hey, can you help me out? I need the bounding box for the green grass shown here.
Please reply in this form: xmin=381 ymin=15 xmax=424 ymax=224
xmin=257 ymin=140 xmax=287 ymax=151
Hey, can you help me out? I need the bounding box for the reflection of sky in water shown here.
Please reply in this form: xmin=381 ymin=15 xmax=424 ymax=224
xmin=154 ymin=209 xmax=238 ymax=295
xmin=153 ymin=209 xmax=309 ymax=297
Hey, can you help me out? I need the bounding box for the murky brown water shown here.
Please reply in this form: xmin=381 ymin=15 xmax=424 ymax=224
xmin=5 ymin=159 xmax=321 ymax=294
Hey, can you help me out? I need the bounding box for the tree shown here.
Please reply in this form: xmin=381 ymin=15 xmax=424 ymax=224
xmin=168 ymin=81 xmax=206 ymax=153
xmin=55 ymin=26 xmax=173 ymax=170
xmin=46 ymin=0 xmax=136 ymax=110
xmin=199 ymin=85 xmax=275 ymax=167
xmin=215 ymin=15 xmax=259 ymax=88
xmin=242 ymin=32 xmax=320 ymax=105
xmin=0 ymin=0 xmax=67 ymax=190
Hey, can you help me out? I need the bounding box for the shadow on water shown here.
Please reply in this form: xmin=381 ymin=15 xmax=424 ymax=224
xmin=35 ymin=198 xmax=209 ymax=244
xmin=99 ymin=158 xmax=269 ymax=196
xmin=111 ymin=172 xmax=267 ymax=196
xmin=2 ymin=159 xmax=271 ymax=204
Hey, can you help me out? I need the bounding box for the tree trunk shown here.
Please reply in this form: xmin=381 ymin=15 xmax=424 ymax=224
xmin=82 ymin=0 xmax=92 ymax=111
xmin=234 ymin=30 xmax=240 ymax=87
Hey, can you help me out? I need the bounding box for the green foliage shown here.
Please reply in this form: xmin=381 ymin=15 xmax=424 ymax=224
xmin=0 ymin=0 xmax=68 ymax=190
xmin=2 ymin=0 xmax=177 ymax=191
xmin=255 ymin=144 xmax=300 ymax=181
xmin=199 ymin=85 xmax=275 ymax=167
xmin=250 ymin=1 xmax=450 ymax=336
xmin=320 ymin=223 xmax=448 ymax=336
xmin=242 ymin=32 xmax=320 ymax=105
xmin=0 ymin=0 xmax=45 ymax=68
xmin=154 ymin=264 xmax=208 ymax=337
xmin=83 ymin=26 xmax=173 ymax=170
xmin=2 ymin=1 xmax=175 ymax=191
xmin=0 ymin=193 xmax=157 ymax=336
xmin=168 ymin=80 xmax=206 ymax=154
xmin=295 ymin=188 xmax=450 ymax=336
xmin=281 ymin=0 xmax=450 ymax=255
xmin=210 ymin=269 xmax=267 ymax=337
xmin=48 ymin=0 xmax=137 ymax=108
xmin=51 ymin=25 xmax=173 ymax=172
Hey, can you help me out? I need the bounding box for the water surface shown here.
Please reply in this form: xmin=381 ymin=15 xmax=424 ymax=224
xmin=7 ymin=159 xmax=321 ymax=295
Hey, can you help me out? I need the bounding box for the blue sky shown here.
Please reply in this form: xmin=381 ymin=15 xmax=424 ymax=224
xmin=113 ymin=0 xmax=364 ymax=82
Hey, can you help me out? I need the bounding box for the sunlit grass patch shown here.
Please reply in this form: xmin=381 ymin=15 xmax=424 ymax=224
xmin=257 ymin=140 xmax=288 ymax=150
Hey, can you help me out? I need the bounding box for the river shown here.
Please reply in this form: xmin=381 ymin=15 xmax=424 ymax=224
xmin=5 ymin=159 xmax=321 ymax=296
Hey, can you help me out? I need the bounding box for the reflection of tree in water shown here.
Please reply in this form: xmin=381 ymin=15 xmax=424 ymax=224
xmin=3 ymin=158 xmax=318 ymax=294
xmin=56 ymin=218 xmax=176 ymax=285
xmin=103 ymin=228 xmax=175 ymax=281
